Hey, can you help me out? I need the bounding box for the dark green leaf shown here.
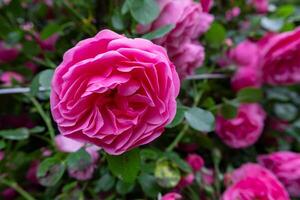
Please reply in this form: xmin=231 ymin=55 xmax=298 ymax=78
xmin=167 ymin=106 xmax=186 ymax=128
xmin=6 ymin=30 xmax=24 ymax=45
xmin=0 ymin=140 xmax=5 ymax=149
xmin=30 ymin=74 xmax=40 ymax=96
xmin=185 ymin=107 xmax=215 ymax=132
xmin=116 ymin=180 xmax=135 ymax=195
xmin=220 ymin=103 xmax=238 ymax=119
xmin=138 ymin=173 xmax=160 ymax=197
xmin=274 ymin=103 xmax=298 ymax=121
xmin=0 ymin=128 xmax=29 ymax=140
xmin=142 ymin=24 xmax=175 ymax=40
xmin=29 ymin=126 xmax=45 ymax=134
xmin=164 ymin=152 xmax=192 ymax=173
xmin=121 ymin=0 xmax=130 ymax=15
xmin=66 ymin=148 xmax=92 ymax=171
xmin=140 ymin=149 xmax=159 ymax=161
xmin=204 ymin=22 xmax=226 ymax=47
xmin=39 ymin=69 xmax=54 ymax=89
xmin=112 ymin=11 xmax=125 ymax=31
xmin=41 ymin=23 xmax=61 ymax=40
xmin=95 ymin=173 xmax=115 ymax=192
xmin=128 ymin=0 xmax=159 ymax=25
xmin=237 ymin=87 xmax=263 ymax=103
xmin=23 ymin=41 xmax=40 ymax=57
xmin=37 ymin=157 xmax=65 ymax=186
xmin=107 ymin=149 xmax=141 ymax=183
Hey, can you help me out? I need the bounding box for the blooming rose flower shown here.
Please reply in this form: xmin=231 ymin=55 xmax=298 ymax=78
xmin=200 ymin=0 xmax=214 ymax=12
xmin=258 ymin=151 xmax=300 ymax=197
xmin=186 ymin=154 xmax=204 ymax=172
xmin=248 ymin=0 xmax=269 ymax=13
xmin=0 ymin=71 xmax=24 ymax=86
xmin=175 ymin=173 xmax=195 ymax=190
xmin=34 ymin=33 xmax=59 ymax=51
xmin=216 ymin=103 xmax=266 ymax=148
xmin=231 ymin=67 xmax=262 ymax=91
xmin=162 ymin=192 xmax=182 ymax=200
xmin=50 ymin=30 xmax=179 ymax=155
xmin=222 ymin=163 xmax=290 ymax=200
xmin=55 ymin=135 xmax=100 ymax=180
xmin=137 ymin=0 xmax=213 ymax=78
xmin=0 ymin=41 xmax=20 ymax=64
xmin=168 ymin=41 xmax=205 ymax=79
xmin=261 ymin=28 xmax=300 ymax=85
xmin=225 ymin=7 xmax=240 ymax=21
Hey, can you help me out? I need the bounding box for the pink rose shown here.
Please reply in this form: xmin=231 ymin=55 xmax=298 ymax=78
xmin=26 ymin=161 xmax=40 ymax=185
xmin=216 ymin=103 xmax=266 ymax=148
xmin=222 ymin=163 xmax=290 ymax=200
xmin=229 ymin=40 xmax=259 ymax=67
xmin=0 ymin=41 xmax=20 ymax=64
xmin=0 ymin=151 xmax=4 ymax=161
xmin=0 ymin=71 xmax=24 ymax=86
xmin=34 ymin=33 xmax=59 ymax=51
xmin=258 ymin=151 xmax=300 ymax=197
xmin=200 ymin=0 xmax=214 ymax=12
xmin=202 ymin=168 xmax=214 ymax=185
xmin=248 ymin=0 xmax=269 ymax=13
xmin=186 ymin=154 xmax=204 ymax=172
xmin=261 ymin=28 xmax=300 ymax=85
xmin=176 ymin=173 xmax=195 ymax=190
xmin=1 ymin=188 xmax=17 ymax=200
xmin=137 ymin=0 xmax=213 ymax=78
xmin=162 ymin=192 xmax=182 ymax=200
xmin=51 ymin=29 xmax=179 ymax=155
xmin=168 ymin=42 xmax=205 ymax=79
xmin=225 ymin=7 xmax=241 ymax=21
xmin=231 ymin=67 xmax=262 ymax=91
xmin=55 ymin=135 xmax=100 ymax=180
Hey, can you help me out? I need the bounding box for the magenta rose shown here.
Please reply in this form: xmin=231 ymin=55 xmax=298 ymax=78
xmin=216 ymin=103 xmax=266 ymax=148
xmin=34 ymin=33 xmax=59 ymax=51
xmin=222 ymin=163 xmax=290 ymax=200
xmin=200 ymin=0 xmax=214 ymax=12
xmin=258 ymin=151 xmax=300 ymax=197
xmin=162 ymin=192 xmax=182 ymax=200
xmin=231 ymin=67 xmax=262 ymax=91
xmin=0 ymin=71 xmax=24 ymax=86
xmin=0 ymin=41 xmax=20 ymax=64
xmin=248 ymin=0 xmax=269 ymax=13
xmin=186 ymin=154 xmax=204 ymax=172
xmin=137 ymin=0 xmax=213 ymax=78
xmin=51 ymin=30 xmax=179 ymax=155
xmin=225 ymin=7 xmax=241 ymax=21
xmin=261 ymin=28 xmax=300 ymax=85
xmin=168 ymin=41 xmax=205 ymax=79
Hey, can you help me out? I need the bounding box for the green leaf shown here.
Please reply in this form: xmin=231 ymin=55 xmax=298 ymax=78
xmin=204 ymin=22 xmax=226 ymax=47
xmin=116 ymin=180 xmax=135 ymax=195
xmin=275 ymin=5 xmax=295 ymax=18
xmin=95 ymin=173 xmax=116 ymax=192
xmin=128 ymin=0 xmax=160 ymax=25
xmin=0 ymin=140 xmax=5 ymax=150
xmin=23 ymin=41 xmax=40 ymax=57
xmin=121 ymin=0 xmax=130 ymax=15
xmin=138 ymin=173 xmax=160 ymax=198
xmin=274 ymin=103 xmax=298 ymax=121
xmin=66 ymin=148 xmax=92 ymax=171
xmin=41 ymin=23 xmax=61 ymax=40
xmin=154 ymin=158 xmax=180 ymax=188
xmin=39 ymin=69 xmax=54 ymax=89
xmin=164 ymin=152 xmax=192 ymax=173
xmin=220 ymin=103 xmax=238 ymax=119
xmin=140 ymin=148 xmax=159 ymax=161
xmin=29 ymin=126 xmax=45 ymax=134
xmin=112 ymin=11 xmax=125 ymax=31
xmin=107 ymin=149 xmax=141 ymax=183
xmin=30 ymin=74 xmax=40 ymax=96
xmin=261 ymin=17 xmax=284 ymax=32
xmin=185 ymin=107 xmax=215 ymax=132
xmin=0 ymin=128 xmax=29 ymax=140
xmin=142 ymin=24 xmax=175 ymax=40
xmin=37 ymin=157 xmax=65 ymax=186
xmin=167 ymin=106 xmax=186 ymax=128
xmin=6 ymin=30 xmax=24 ymax=45
xmin=237 ymin=87 xmax=263 ymax=103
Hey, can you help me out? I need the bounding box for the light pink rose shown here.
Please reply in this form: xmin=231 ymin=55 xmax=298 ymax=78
xmin=216 ymin=103 xmax=266 ymax=148
xmin=55 ymin=135 xmax=100 ymax=180
xmin=231 ymin=67 xmax=262 ymax=91
xmin=222 ymin=163 xmax=290 ymax=200
xmin=0 ymin=41 xmax=20 ymax=64
xmin=0 ymin=71 xmax=24 ymax=86
xmin=261 ymin=28 xmax=300 ymax=85
xmin=162 ymin=192 xmax=182 ymax=200
xmin=186 ymin=154 xmax=204 ymax=172
xmin=168 ymin=42 xmax=205 ymax=79
xmin=225 ymin=7 xmax=241 ymax=21
xmin=137 ymin=0 xmax=213 ymax=78
xmin=258 ymin=151 xmax=300 ymax=197
xmin=51 ymin=29 xmax=180 ymax=155
xmin=248 ymin=0 xmax=269 ymax=13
